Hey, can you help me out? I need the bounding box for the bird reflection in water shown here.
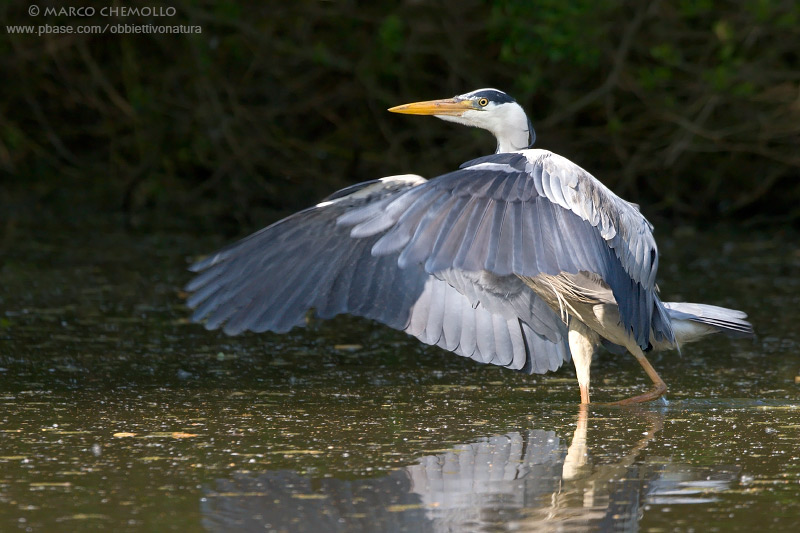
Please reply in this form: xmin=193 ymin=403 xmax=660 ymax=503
xmin=397 ymin=405 xmax=664 ymax=531
xmin=201 ymin=407 xmax=738 ymax=532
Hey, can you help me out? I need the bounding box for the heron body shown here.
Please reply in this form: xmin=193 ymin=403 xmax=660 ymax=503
xmin=186 ymin=89 xmax=752 ymax=404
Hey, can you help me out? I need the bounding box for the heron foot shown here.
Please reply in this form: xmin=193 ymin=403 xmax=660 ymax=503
xmin=602 ymin=382 xmax=668 ymax=406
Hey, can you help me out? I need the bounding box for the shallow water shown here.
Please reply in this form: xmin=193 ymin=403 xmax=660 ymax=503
xmin=1 ymin=223 xmax=798 ymax=531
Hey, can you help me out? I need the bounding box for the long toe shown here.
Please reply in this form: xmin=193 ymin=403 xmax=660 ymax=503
xmin=602 ymin=382 xmax=667 ymax=406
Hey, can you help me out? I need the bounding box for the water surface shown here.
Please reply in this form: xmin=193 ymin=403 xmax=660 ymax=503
xmin=1 ymin=223 xmax=798 ymax=531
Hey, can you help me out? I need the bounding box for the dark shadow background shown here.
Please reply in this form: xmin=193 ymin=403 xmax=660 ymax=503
xmin=2 ymin=0 xmax=799 ymax=237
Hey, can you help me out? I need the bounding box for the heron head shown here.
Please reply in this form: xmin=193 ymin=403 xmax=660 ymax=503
xmin=388 ymin=88 xmax=535 ymax=153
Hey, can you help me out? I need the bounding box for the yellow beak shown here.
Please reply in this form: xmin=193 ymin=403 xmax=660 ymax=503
xmin=388 ymin=98 xmax=476 ymax=116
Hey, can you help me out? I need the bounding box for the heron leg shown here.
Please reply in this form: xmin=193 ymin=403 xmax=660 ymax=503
xmin=568 ymin=320 xmax=599 ymax=405
xmin=606 ymin=348 xmax=667 ymax=405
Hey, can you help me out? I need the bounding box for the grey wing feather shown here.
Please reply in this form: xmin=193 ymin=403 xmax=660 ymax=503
xmin=405 ymin=275 xmax=569 ymax=373
xmin=186 ymin=176 xmax=430 ymax=335
xmin=532 ymin=151 xmax=659 ymax=292
xmin=339 ymin=151 xmax=670 ymax=350
xmin=186 ymin=173 xmax=570 ymax=374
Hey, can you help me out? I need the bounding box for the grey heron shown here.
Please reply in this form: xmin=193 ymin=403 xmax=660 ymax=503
xmin=185 ymin=88 xmax=753 ymax=404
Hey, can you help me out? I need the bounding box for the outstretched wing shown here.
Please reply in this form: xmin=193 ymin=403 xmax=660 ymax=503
xmin=186 ymin=176 xmax=428 ymax=335
xmin=338 ymin=150 xmax=671 ymax=350
xmin=186 ymin=174 xmax=570 ymax=374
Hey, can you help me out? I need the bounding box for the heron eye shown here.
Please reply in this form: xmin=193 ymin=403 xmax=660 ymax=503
xmin=478 ymin=98 xmax=489 ymax=107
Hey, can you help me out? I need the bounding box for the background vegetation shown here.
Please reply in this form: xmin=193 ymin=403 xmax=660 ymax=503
xmin=2 ymin=0 xmax=799 ymax=235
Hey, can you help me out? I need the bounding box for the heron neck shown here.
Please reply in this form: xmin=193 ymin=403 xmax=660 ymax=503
xmin=493 ymin=112 xmax=533 ymax=153
xmin=494 ymin=138 xmax=528 ymax=154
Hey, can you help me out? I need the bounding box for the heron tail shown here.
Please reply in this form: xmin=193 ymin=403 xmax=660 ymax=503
xmin=663 ymin=302 xmax=754 ymax=345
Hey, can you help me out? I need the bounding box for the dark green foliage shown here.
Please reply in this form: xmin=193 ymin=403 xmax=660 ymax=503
xmin=1 ymin=0 xmax=798 ymax=233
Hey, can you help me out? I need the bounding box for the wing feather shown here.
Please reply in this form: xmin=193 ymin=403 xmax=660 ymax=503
xmin=337 ymin=150 xmax=671 ymax=349
xmin=474 ymin=309 xmax=496 ymax=364
xmin=491 ymin=314 xmax=513 ymax=366
xmin=187 ymin=179 xmax=428 ymax=336
xmin=427 ymin=196 xmax=479 ymax=273
xmin=187 ymin=171 xmax=574 ymax=373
